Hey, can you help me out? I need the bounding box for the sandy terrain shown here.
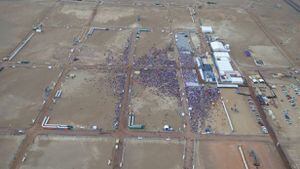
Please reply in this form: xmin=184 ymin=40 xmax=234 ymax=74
xmin=249 ymin=45 xmax=290 ymax=67
xmin=20 ymin=136 xmax=114 ymax=169
xmin=44 ymin=2 xmax=94 ymax=27
xmin=0 ymin=135 xmax=24 ymax=169
xmin=131 ymin=84 xmax=182 ymax=131
xmin=198 ymin=8 xmax=273 ymax=69
xmin=0 ymin=0 xmax=298 ymax=168
xmin=205 ymin=98 xmax=231 ymax=134
xmin=134 ymin=30 xmax=172 ymax=58
xmin=17 ymin=27 xmax=79 ymax=64
xmin=93 ymin=6 xmax=136 ymax=27
xmin=77 ymin=30 xmax=130 ymax=65
xmin=49 ymin=69 xmax=118 ymax=130
xmin=170 ymin=7 xmax=195 ymax=29
xmin=220 ymin=88 xmax=261 ymax=134
xmin=0 ymin=1 xmax=53 ymax=59
xmin=0 ymin=67 xmax=60 ymax=128
xmin=249 ymin=0 xmax=300 ymax=65
xmin=123 ymin=138 xmax=184 ymax=169
xmin=196 ymin=141 xmax=286 ymax=169
xmin=260 ymin=76 xmax=300 ymax=168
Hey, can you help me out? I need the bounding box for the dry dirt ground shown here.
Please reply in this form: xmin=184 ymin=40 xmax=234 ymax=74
xmin=93 ymin=6 xmax=137 ymax=28
xmin=0 ymin=0 xmax=53 ymax=59
xmin=205 ymin=98 xmax=231 ymax=134
xmin=219 ymin=88 xmax=261 ymax=134
xmin=249 ymin=0 xmax=300 ymax=65
xmin=0 ymin=67 xmax=60 ymax=128
xmin=130 ymin=82 xmax=182 ymax=131
xmin=0 ymin=0 xmax=299 ymax=168
xmin=260 ymin=74 xmax=300 ymax=168
xmin=20 ymin=136 xmax=114 ymax=169
xmin=17 ymin=27 xmax=79 ymax=64
xmin=169 ymin=7 xmax=195 ymax=29
xmin=196 ymin=140 xmax=286 ymax=169
xmin=123 ymin=138 xmax=184 ymax=169
xmin=48 ymin=69 xmax=118 ymax=130
xmin=133 ymin=30 xmax=172 ymax=59
xmin=92 ymin=6 xmax=171 ymax=29
xmin=197 ymin=7 xmax=290 ymax=69
xmin=44 ymin=2 xmax=94 ymax=28
xmin=197 ymin=1 xmax=299 ymax=166
xmin=77 ymin=29 xmax=130 ymax=65
xmin=0 ymin=135 xmax=24 ymax=169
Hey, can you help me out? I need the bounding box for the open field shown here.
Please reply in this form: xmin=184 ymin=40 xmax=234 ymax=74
xmin=93 ymin=6 xmax=170 ymax=29
xmin=48 ymin=69 xmax=119 ymax=130
xmin=0 ymin=135 xmax=24 ymax=169
xmin=20 ymin=136 xmax=114 ymax=169
xmin=43 ymin=2 xmax=94 ymax=27
xmin=77 ymin=29 xmax=130 ymax=65
xmin=123 ymin=138 xmax=184 ymax=169
xmin=17 ymin=27 xmax=79 ymax=64
xmin=220 ymin=88 xmax=261 ymax=134
xmin=198 ymin=8 xmax=289 ymax=69
xmin=0 ymin=67 xmax=60 ymax=128
xmin=259 ymin=74 xmax=300 ymax=168
xmin=196 ymin=140 xmax=286 ymax=169
xmin=204 ymin=97 xmax=231 ymax=134
xmin=133 ymin=29 xmax=173 ymax=59
xmin=281 ymin=141 xmax=300 ymax=169
xmin=170 ymin=7 xmax=194 ymax=29
xmin=0 ymin=1 xmax=52 ymax=59
xmin=250 ymin=0 xmax=300 ymax=65
xmin=130 ymin=69 xmax=182 ymax=131
xmin=93 ymin=6 xmax=136 ymax=27
xmin=130 ymin=82 xmax=182 ymax=131
xmin=0 ymin=0 xmax=299 ymax=169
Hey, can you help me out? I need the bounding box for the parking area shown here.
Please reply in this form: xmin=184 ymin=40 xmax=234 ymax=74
xmin=219 ymin=88 xmax=261 ymax=134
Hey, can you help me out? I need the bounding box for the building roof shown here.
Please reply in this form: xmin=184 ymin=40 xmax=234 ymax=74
xmin=210 ymin=41 xmax=228 ymax=52
xmin=213 ymin=52 xmax=230 ymax=59
xmin=201 ymin=26 xmax=213 ymax=33
xmin=216 ymin=59 xmax=234 ymax=74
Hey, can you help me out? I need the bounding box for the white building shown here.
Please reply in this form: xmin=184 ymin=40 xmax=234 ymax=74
xmin=210 ymin=41 xmax=229 ymax=52
xmin=213 ymin=52 xmax=244 ymax=85
xmin=201 ymin=26 xmax=213 ymax=33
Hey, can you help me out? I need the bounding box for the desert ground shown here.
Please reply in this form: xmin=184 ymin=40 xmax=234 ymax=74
xmin=0 ymin=0 xmax=299 ymax=169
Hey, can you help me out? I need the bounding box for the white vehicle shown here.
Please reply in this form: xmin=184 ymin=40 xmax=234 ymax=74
xmin=252 ymin=79 xmax=258 ymax=84
xmin=258 ymin=79 xmax=265 ymax=83
xmin=261 ymin=126 xmax=268 ymax=134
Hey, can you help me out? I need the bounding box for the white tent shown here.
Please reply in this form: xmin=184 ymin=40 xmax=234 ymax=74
xmin=201 ymin=26 xmax=213 ymax=33
xmin=213 ymin=52 xmax=231 ymax=59
xmin=210 ymin=41 xmax=228 ymax=52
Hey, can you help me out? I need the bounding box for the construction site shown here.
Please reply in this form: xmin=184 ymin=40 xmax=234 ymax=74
xmin=0 ymin=0 xmax=299 ymax=169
